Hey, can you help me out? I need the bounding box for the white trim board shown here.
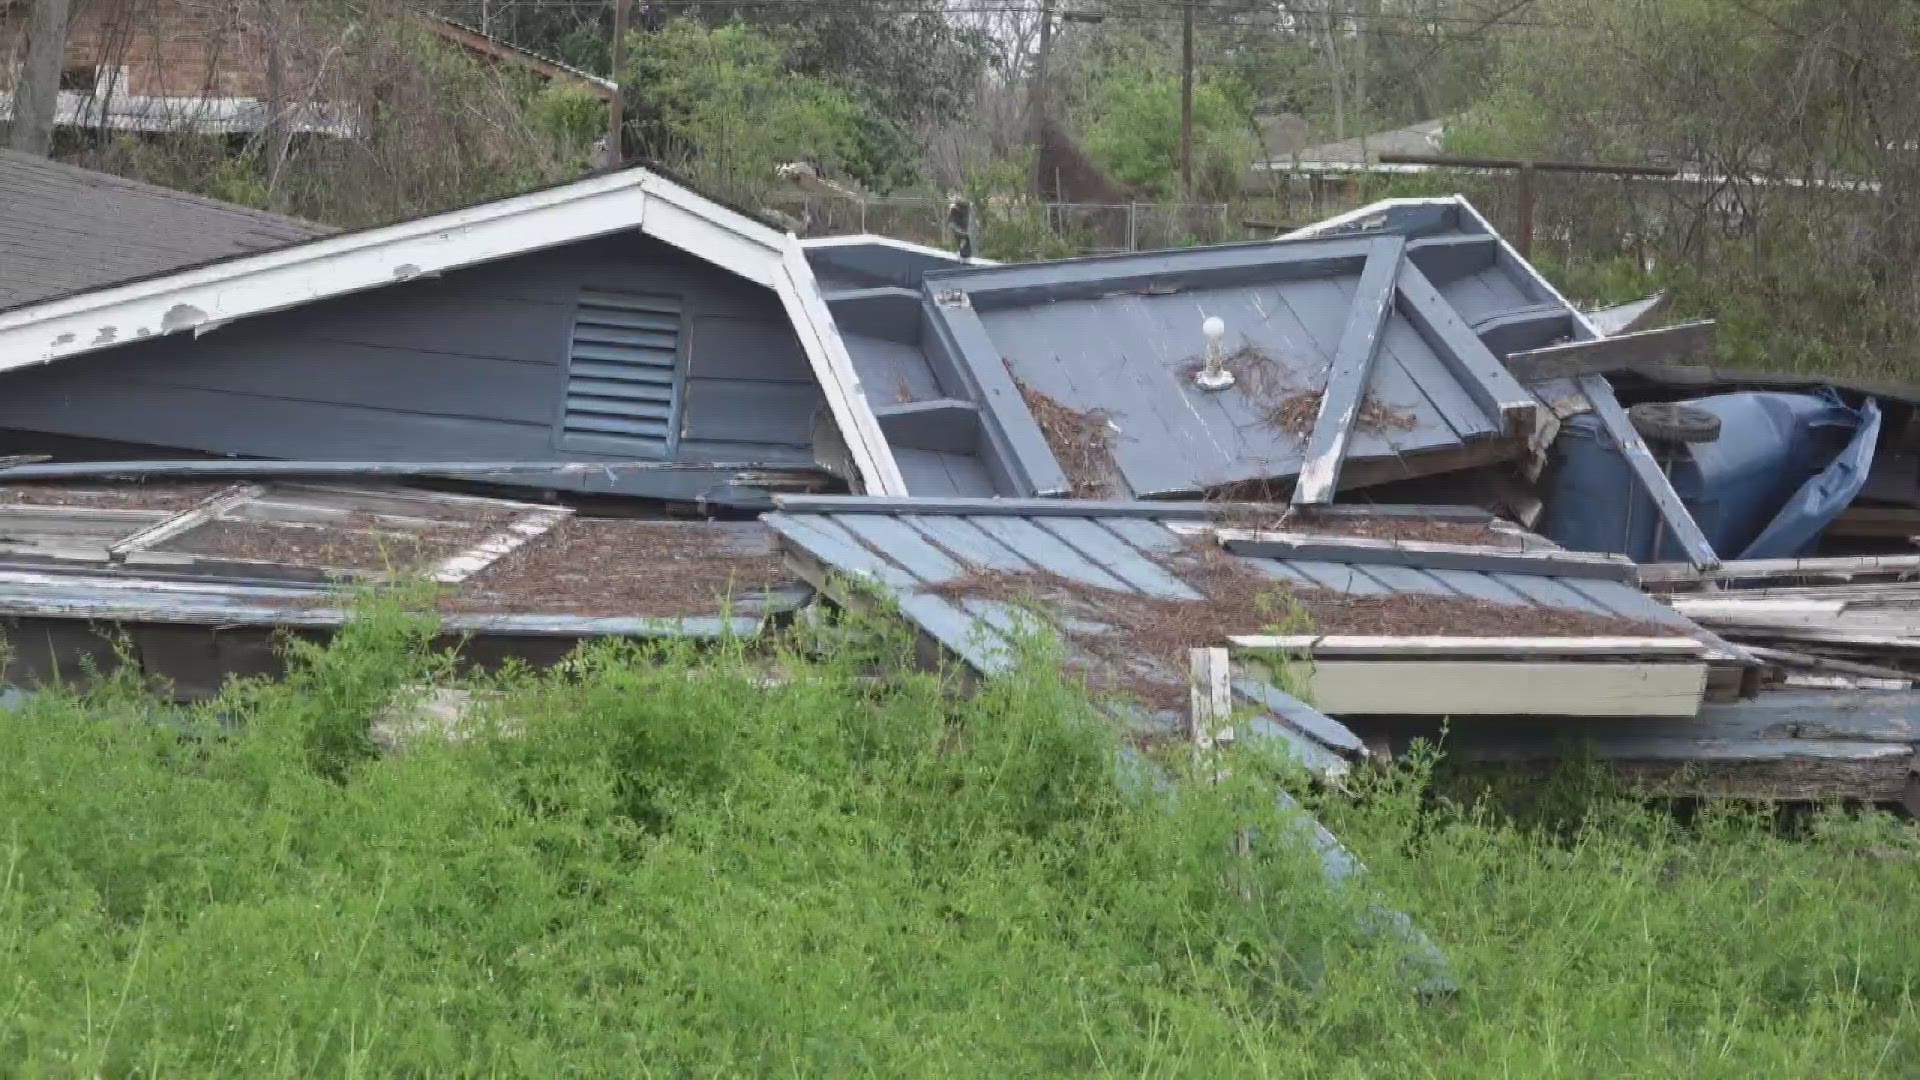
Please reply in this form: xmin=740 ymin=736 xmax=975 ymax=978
xmin=1302 ymin=660 xmax=1707 ymax=717
xmin=1231 ymin=635 xmax=1707 ymax=658
xmin=0 ymin=164 xmax=907 ymax=497
xmin=801 ymin=233 xmax=999 ymax=266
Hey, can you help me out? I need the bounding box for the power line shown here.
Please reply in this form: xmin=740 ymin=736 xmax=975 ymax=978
xmin=467 ymin=0 xmax=1605 ymax=33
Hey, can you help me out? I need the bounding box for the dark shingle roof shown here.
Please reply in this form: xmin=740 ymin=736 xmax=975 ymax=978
xmin=0 ymin=150 xmax=329 ymax=311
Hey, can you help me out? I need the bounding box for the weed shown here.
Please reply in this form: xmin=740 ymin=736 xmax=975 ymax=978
xmin=0 ymin=594 xmax=1914 ymax=1074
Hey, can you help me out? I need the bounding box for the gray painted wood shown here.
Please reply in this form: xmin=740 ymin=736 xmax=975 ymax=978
xmin=840 ymin=331 xmax=946 ymax=406
xmin=804 ymin=242 xmax=966 ymax=291
xmin=1578 ymin=374 xmax=1719 ymax=569
xmin=873 ymin=398 xmax=981 ymax=454
xmin=1491 ymin=573 xmax=1616 ymax=615
xmin=830 ymin=513 xmax=966 ymax=584
xmin=1101 ymin=516 xmax=1186 ymax=554
xmin=1559 ymin=578 xmax=1697 ymax=627
xmin=929 ymin=236 xmax=1376 ymax=308
xmin=923 ymin=299 xmax=1071 ymax=496
xmin=1234 ymin=677 xmax=1366 ymax=753
xmin=1294 ymin=236 xmax=1407 ymax=505
xmin=891 ymin=449 xmax=997 ymax=498
xmin=1375 ymin=302 xmax=1501 ymax=442
xmin=0 ymin=232 xmax=825 ymax=499
xmin=680 ymin=379 xmax=823 ymax=446
xmin=1240 ymin=715 xmax=1351 ymax=777
xmin=1405 ymin=234 xmax=1497 ymax=285
xmin=823 ymin=287 xmax=924 ymax=345
xmin=1242 ymin=559 xmax=1324 ymax=588
xmin=1416 ymin=568 xmax=1533 ymax=604
xmin=1344 ymin=563 xmax=1455 ymax=595
xmin=964 ymin=516 xmax=1131 ymax=591
xmin=1035 ymin=517 xmax=1201 ymax=599
xmin=1221 ymin=536 xmax=1638 ymax=583
xmin=1275 ymin=272 xmax=1452 ymax=464
xmin=1504 ymin=321 xmax=1717 ymax=381
xmin=1270 ymin=560 xmax=1393 ymax=595
xmin=768 ymin=512 xmax=1016 ymax=673
xmin=901 ymin=514 xmax=1036 ymax=571
xmin=767 ymin=513 xmax=921 ymax=590
xmin=1473 ymin=305 xmax=1576 ymax=357
xmin=1396 ymin=262 xmax=1535 ymax=434
xmin=773 ymin=495 xmax=1494 ymax=520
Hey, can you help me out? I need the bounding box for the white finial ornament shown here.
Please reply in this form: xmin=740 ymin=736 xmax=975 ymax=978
xmin=1195 ymin=316 xmax=1235 ymax=390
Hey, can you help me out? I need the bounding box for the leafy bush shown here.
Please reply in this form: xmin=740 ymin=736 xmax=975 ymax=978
xmin=626 ymin=20 xmax=915 ymax=194
xmin=1082 ymin=69 xmax=1256 ymax=201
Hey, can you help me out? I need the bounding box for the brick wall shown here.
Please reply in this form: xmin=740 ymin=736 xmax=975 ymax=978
xmin=0 ymin=0 xmax=270 ymax=99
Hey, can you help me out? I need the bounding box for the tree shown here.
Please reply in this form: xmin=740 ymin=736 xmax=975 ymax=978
xmin=7 ymin=0 xmax=72 ymax=156
xmin=1081 ymin=67 xmax=1255 ymax=200
xmin=624 ymin=20 xmax=911 ymax=192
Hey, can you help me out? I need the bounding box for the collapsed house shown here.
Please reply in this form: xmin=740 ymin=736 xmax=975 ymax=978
xmin=0 ymin=155 xmax=1915 ymax=809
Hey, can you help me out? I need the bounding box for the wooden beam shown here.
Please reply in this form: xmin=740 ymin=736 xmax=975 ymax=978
xmin=1233 ymin=676 xmax=1366 ymax=753
xmin=1231 ymin=635 xmax=1706 ymax=658
xmin=430 ymin=507 xmax=573 ymax=584
xmin=1668 ymin=598 xmax=1848 ymax=621
xmin=1641 ymin=553 xmax=1920 ymax=586
xmin=1200 ymin=526 xmax=1639 ymax=583
xmin=1578 ymin=374 xmax=1719 ymax=569
xmin=107 ymin=485 xmax=264 ymax=559
xmin=1394 ymin=262 xmax=1538 ymax=436
xmin=1302 ymin=660 xmax=1707 ymax=717
xmin=1405 ymin=234 xmax=1496 ymax=285
xmin=1745 ymin=646 xmax=1916 ymax=682
xmin=1293 ymin=235 xmax=1406 ymax=506
xmin=773 ymin=495 xmax=1496 ymax=521
xmin=1504 ymin=320 xmax=1718 ymax=382
xmin=1188 ymin=647 xmax=1233 ymax=752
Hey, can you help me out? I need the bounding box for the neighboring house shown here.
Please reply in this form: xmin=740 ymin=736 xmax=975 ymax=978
xmin=1252 ymin=118 xmax=1448 ymax=176
xmin=0 ymin=157 xmax=917 ymax=505
xmin=0 ymin=148 xmax=329 ymax=309
xmin=0 ymin=0 xmax=356 ymax=136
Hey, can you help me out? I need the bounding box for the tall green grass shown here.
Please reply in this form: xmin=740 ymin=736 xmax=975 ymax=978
xmin=1 ymin=601 xmax=1916 ymax=1075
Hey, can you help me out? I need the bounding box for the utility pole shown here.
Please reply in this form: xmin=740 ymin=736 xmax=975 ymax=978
xmin=1031 ymin=0 xmax=1054 ymax=195
xmin=8 ymin=0 xmax=72 ymax=156
xmin=607 ymin=0 xmax=631 ymax=164
xmin=1179 ymin=0 xmax=1193 ymax=195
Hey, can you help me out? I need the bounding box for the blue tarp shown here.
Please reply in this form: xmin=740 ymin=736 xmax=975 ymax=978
xmin=1741 ymin=394 xmax=1881 ymax=559
xmin=1544 ymin=389 xmax=1880 ymax=562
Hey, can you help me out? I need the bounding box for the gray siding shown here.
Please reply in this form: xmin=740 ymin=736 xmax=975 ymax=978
xmin=0 ymin=234 xmax=827 ymax=491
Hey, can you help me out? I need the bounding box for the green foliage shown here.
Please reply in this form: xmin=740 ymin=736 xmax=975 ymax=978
xmin=1081 ymin=69 xmax=1256 ymax=201
xmin=1 ymin=592 xmax=1918 ymax=1072
xmin=529 ymin=84 xmax=606 ymax=155
xmin=626 ymin=19 xmax=914 ymax=192
xmin=959 ymin=154 xmax=1083 ymax=262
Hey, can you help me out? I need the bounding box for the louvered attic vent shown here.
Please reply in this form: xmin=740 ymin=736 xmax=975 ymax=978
xmin=561 ymin=290 xmax=685 ymax=457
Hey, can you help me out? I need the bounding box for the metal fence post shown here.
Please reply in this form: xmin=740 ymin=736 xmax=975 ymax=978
xmin=1128 ymin=202 xmax=1138 ymax=251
